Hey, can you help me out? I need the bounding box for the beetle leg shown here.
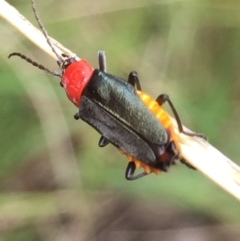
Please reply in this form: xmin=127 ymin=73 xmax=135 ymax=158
xmin=180 ymin=158 xmax=197 ymax=170
xmin=74 ymin=112 xmax=80 ymax=120
xmin=156 ymin=94 xmax=206 ymax=139
xmin=127 ymin=71 xmax=142 ymax=91
xmin=125 ymin=162 xmax=148 ymax=181
xmin=98 ymin=51 xmax=107 ymax=72
xmin=98 ymin=136 xmax=110 ymax=147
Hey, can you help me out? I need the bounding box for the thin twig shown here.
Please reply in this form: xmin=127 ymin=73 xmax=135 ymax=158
xmin=1 ymin=0 xmax=240 ymax=201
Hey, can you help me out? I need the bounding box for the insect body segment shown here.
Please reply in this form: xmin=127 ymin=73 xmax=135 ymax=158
xmin=61 ymin=59 xmax=94 ymax=107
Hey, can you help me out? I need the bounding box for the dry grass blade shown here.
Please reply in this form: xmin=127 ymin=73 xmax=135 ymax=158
xmin=1 ymin=0 xmax=240 ymax=201
xmin=0 ymin=0 xmax=77 ymax=60
xmin=175 ymin=121 xmax=240 ymax=200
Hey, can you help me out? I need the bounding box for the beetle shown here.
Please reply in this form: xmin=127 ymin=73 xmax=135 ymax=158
xmin=8 ymin=0 xmax=206 ymax=180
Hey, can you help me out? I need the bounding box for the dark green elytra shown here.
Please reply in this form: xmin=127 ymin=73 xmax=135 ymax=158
xmin=86 ymin=70 xmax=168 ymax=143
xmin=79 ymin=69 xmax=169 ymax=166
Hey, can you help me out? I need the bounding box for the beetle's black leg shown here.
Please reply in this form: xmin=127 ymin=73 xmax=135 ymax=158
xmin=125 ymin=162 xmax=148 ymax=181
xmin=180 ymin=158 xmax=197 ymax=170
xmin=74 ymin=112 xmax=80 ymax=120
xmin=98 ymin=136 xmax=110 ymax=147
xmin=98 ymin=51 xmax=107 ymax=72
xmin=156 ymin=94 xmax=206 ymax=139
xmin=127 ymin=71 xmax=142 ymax=91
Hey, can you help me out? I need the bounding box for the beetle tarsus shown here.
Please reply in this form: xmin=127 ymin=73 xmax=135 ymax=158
xmin=125 ymin=162 xmax=148 ymax=180
xmin=98 ymin=136 xmax=110 ymax=147
xmin=181 ymin=130 xmax=207 ymax=140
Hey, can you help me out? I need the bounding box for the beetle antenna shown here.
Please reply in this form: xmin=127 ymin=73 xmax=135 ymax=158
xmin=31 ymin=0 xmax=64 ymax=64
xmin=8 ymin=52 xmax=61 ymax=77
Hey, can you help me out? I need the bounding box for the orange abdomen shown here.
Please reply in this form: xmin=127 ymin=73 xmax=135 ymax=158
xmin=120 ymin=90 xmax=181 ymax=175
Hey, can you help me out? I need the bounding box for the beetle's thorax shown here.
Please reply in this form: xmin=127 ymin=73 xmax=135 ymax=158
xmin=61 ymin=59 xmax=94 ymax=107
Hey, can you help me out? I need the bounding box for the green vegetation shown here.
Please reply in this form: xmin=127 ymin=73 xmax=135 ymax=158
xmin=0 ymin=0 xmax=240 ymax=240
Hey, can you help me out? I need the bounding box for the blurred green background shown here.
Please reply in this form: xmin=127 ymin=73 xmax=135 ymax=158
xmin=0 ymin=0 xmax=240 ymax=240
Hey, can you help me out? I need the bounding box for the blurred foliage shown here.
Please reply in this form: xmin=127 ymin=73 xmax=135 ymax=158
xmin=1 ymin=0 xmax=240 ymax=240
